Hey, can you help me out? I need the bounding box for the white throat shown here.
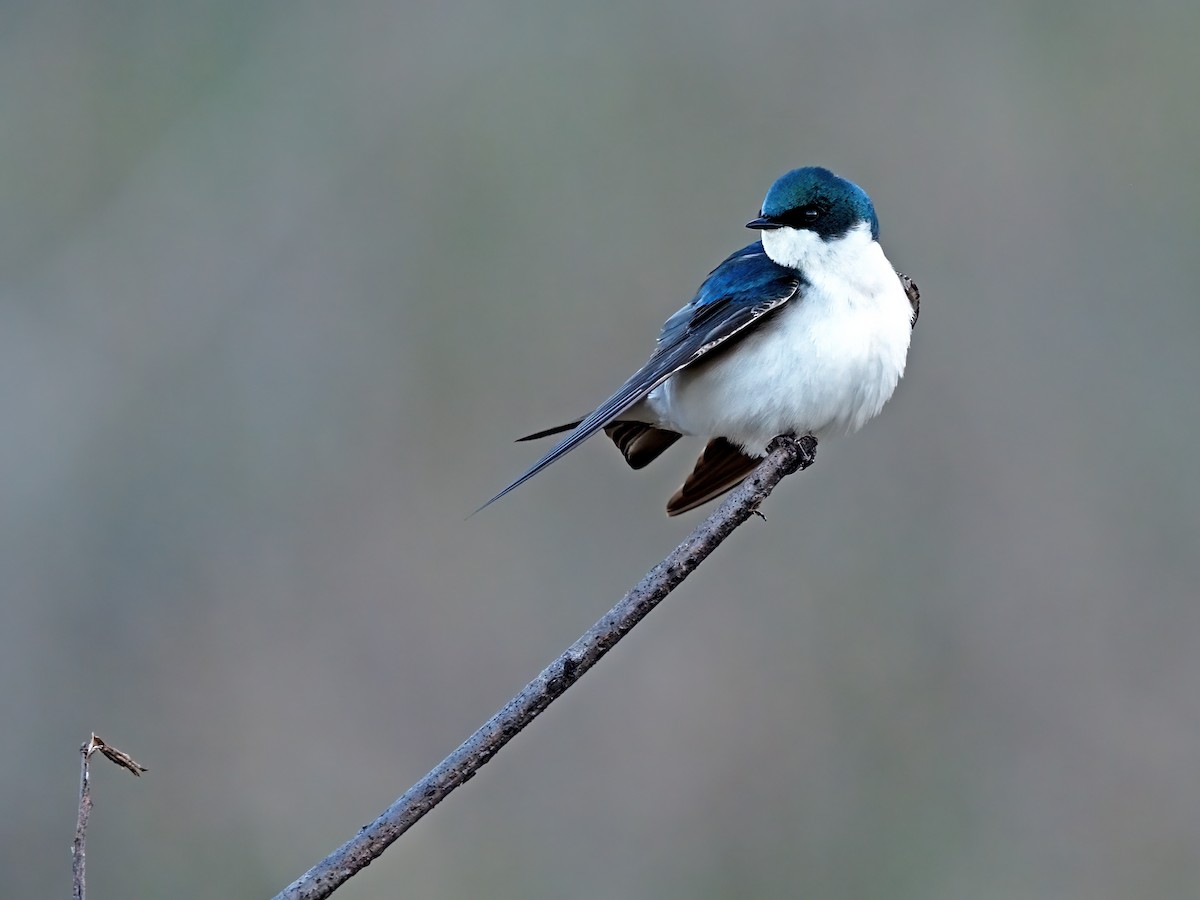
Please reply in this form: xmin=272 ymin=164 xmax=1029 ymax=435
xmin=760 ymin=220 xmax=877 ymax=275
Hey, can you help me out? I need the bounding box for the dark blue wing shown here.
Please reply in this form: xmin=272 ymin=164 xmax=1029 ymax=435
xmin=476 ymin=242 xmax=802 ymax=512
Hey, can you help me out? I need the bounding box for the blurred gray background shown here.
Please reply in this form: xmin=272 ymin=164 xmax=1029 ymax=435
xmin=4 ymin=2 xmax=1199 ymax=898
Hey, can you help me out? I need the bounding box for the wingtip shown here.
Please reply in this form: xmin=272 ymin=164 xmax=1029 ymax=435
xmin=469 ymin=485 xmax=514 ymax=518
xmin=471 ymin=460 xmax=551 ymax=518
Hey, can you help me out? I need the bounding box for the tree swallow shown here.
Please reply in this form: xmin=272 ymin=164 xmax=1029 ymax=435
xmin=480 ymin=166 xmax=919 ymax=516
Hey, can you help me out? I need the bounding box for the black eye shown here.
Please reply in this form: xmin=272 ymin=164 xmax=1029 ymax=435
xmin=775 ymin=204 xmax=823 ymax=228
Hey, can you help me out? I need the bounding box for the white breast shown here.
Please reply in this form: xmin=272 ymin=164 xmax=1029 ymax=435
xmin=646 ymin=223 xmax=913 ymax=455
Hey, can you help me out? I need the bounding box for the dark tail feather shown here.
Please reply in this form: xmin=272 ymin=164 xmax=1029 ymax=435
xmin=603 ymin=422 xmax=681 ymax=469
xmin=516 ymin=421 xmax=582 ymax=442
xmin=518 ymin=420 xmax=681 ymax=469
xmin=666 ymin=438 xmax=761 ymax=516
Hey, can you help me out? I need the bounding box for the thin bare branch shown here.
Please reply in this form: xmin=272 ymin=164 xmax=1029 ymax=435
xmin=273 ymin=434 xmax=816 ymax=900
xmin=72 ymin=734 xmax=146 ymax=900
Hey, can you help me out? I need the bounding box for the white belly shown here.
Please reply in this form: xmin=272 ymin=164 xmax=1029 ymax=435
xmin=645 ymin=239 xmax=913 ymax=455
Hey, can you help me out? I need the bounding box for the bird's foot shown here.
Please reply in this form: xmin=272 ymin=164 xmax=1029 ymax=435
xmin=765 ymin=432 xmax=818 ymax=471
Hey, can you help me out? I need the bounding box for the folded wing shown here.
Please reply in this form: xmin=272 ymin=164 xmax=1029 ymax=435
xmin=476 ymin=243 xmax=802 ymax=512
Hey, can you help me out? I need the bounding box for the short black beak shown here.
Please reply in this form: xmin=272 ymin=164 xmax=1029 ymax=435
xmin=746 ymin=216 xmax=781 ymax=231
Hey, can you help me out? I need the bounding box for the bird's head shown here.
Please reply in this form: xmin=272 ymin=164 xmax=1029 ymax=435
xmin=747 ymin=167 xmax=880 ymax=269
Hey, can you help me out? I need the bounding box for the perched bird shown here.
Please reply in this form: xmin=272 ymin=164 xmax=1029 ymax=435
xmin=480 ymin=166 xmax=919 ymax=516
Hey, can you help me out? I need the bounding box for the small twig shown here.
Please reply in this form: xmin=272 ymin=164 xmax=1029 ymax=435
xmin=72 ymin=734 xmax=147 ymax=900
xmin=273 ymin=434 xmax=815 ymax=900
